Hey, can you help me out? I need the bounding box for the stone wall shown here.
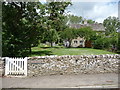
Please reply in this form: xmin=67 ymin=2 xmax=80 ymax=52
xmin=28 ymin=54 xmax=120 ymax=77
xmin=0 ymin=57 xmax=5 ymax=76
xmin=0 ymin=54 xmax=119 ymax=77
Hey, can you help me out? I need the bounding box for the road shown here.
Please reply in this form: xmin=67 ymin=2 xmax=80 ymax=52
xmin=1 ymin=73 xmax=119 ymax=88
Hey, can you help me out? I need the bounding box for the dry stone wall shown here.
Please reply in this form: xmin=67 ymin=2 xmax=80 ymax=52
xmin=0 ymin=58 xmax=5 ymax=76
xmin=0 ymin=54 xmax=119 ymax=77
xmin=28 ymin=54 xmax=120 ymax=77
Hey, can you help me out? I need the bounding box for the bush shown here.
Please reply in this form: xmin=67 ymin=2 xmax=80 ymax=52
xmin=117 ymin=33 xmax=120 ymax=50
xmin=93 ymin=37 xmax=111 ymax=49
xmin=93 ymin=37 xmax=104 ymax=49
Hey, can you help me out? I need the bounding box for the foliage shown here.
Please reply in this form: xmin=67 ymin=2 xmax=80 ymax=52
xmin=45 ymin=2 xmax=71 ymax=31
xmin=60 ymin=28 xmax=76 ymax=47
xmin=76 ymin=27 xmax=96 ymax=40
xmin=87 ymin=19 xmax=95 ymax=24
xmin=2 ymin=1 xmax=71 ymax=57
xmin=93 ymin=37 xmax=111 ymax=49
xmin=44 ymin=29 xmax=59 ymax=47
xmin=93 ymin=16 xmax=120 ymax=51
xmin=93 ymin=32 xmax=118 ymax=50
xmin=40 ymin=2 xmax=71 ymax=46
xmin=2 ymin=2 xmax=44 ymax=57
xmin=109 ymin=32 xmax=118 ymax=44
xmin=64 ymin=15 xmax=95 ymax=25
xmin=118 ymin=33 xmax=120 ymax=50
xmin=60 ymin=27 xmax=96 ymax=47
xmin=67 ymin=15 xmax=83 ymax=24
xmin=103 ymin=16 xmax=120 ymax=35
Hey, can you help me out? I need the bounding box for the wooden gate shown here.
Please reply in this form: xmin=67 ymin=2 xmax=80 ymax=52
xmin=5 ymin=57 xmax=27 ymax=76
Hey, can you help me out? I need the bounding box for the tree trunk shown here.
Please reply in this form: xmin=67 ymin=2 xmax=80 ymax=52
xmin=68 ymin=40 xmax=71 ymax=48
xmin=50 ymin=41 xmax=53 ymax=47
xmin=29 ymin=45 xmax=32 ymax=54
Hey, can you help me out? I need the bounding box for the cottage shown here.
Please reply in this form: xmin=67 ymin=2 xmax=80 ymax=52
xmin=66 ymin=21 xmax=105 ymax=48
xmin=71 ymin=37 xmax=85 ymax=47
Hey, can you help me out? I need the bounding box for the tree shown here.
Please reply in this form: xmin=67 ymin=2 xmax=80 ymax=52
xmin=60 ymin=27 xmax=96 ymax=47
xmin=68 ymin=15 xmax=83 ymax=24
xmin=103 ymin=16 xmax=120 ymax=51
xmin=2 ymin=2 xmax=45 ymax=57
xmin=64 ymin=14 xmax=83 ymax=24
xmin=40 ymin=1 xmax=71 ymax=47
xmin=93 ymin=36 xmax=111 ymax=49
xmin=87 ymin=19 xmax=95 ymax=24
xmin=45 ymin=1 xmax=71 ymax=31
xmin=22 ymin=2 xmax=46 ymax=53
xmin=60 ymin=28 xmax=77 ymax=47
xmin=103 ymin=16 xmax=120 ymax=35
xmin=93 ymin=32 xmax=118 ymax=51
xmin=118 ymin=33 xmax=120 ymax=51
xmin=44 ymin=29 xmax=59 ymax=47
xmin=76 ymin=27 xmax=96 ymax=41
xmin=109 ymin=32 xmax=118 ymax=51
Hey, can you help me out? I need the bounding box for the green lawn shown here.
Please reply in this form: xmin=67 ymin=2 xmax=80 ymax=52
xmin=30 ymin=47 xmax=116 ymax=56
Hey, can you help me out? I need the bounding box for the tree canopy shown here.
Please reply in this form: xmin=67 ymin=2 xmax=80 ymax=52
xmin=103 ymin=16 xmax=120 ymax=35
xmin=2 ymin=1 xmax=119 ymax=57
xmin=2 ymin=1 xmax=71 ymax=57
xmin=64 ymin=14 xmax=96 ymax=25
xmin=60 ymin=27 xmax=96 ymax=47
xmin=40 ymin=2 xmax=71 ymax=46
xmin=2 ymin=2 xmax=45 ymax=57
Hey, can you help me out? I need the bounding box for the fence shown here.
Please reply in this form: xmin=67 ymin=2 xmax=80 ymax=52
xmin=5 ymin=57 xmax=27 ymax=76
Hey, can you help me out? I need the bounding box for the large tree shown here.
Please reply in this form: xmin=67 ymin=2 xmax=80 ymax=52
xmin=76 ymin=27 xmax=96 ymax=41
xmin=68 ymin=15 xmax=83 ymax=24
xmin=41 ymin=1 xmax=71 ymax=47
xmin=64 ymin=14 xmax=96 ymax=25
xmin=2 ymin=2 xmax=45 ymax=57
xmin=60 ymin=28 xmax=77 ymax=47
xmin=87 ymin=19 xmax=95 ymax=24
xmin=103 ymin=16 xmax=120 ymax=51
xmin=103 ymin=16 xmax=120 ymax=35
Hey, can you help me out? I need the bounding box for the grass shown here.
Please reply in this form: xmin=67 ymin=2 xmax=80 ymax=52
xmin=30 ymin=46 xmax=116 ymax=56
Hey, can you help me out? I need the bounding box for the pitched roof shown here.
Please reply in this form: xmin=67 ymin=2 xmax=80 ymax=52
xmin=69 ymin=23 xmax=105 ymax=32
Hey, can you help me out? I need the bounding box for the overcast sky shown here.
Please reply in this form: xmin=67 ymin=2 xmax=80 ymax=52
xmin=65 ymin=0 xmax=119 ymax=23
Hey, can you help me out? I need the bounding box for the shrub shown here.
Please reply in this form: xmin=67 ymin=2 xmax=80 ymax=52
xmin=93 ymin=37 xmax=104 ymax=49
xmin=118 ymin=33 xmax=120 ymax=50
xmin=93 ymin=37 xmax=111 ymax=49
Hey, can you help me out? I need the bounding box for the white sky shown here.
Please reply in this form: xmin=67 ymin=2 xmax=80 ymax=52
xmin=39 ymin=0 xmax=119 ymax=23
xmin=65 ymin=0 xmax=119 ymax=23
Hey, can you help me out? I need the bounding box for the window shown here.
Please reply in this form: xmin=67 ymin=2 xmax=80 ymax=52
xmin=80 ymin=41 xmax=83 ymax=43
xmin=80 ymin=41 xmax=83 ymax=45
xmin=74 ymin=40 xmax=77 ymax=43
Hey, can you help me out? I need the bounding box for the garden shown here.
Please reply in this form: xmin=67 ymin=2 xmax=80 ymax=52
xmin=2 ymin=2 xmax=120 ymax=57
xmin=1 ymin=1 xmax=120 ymax=88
